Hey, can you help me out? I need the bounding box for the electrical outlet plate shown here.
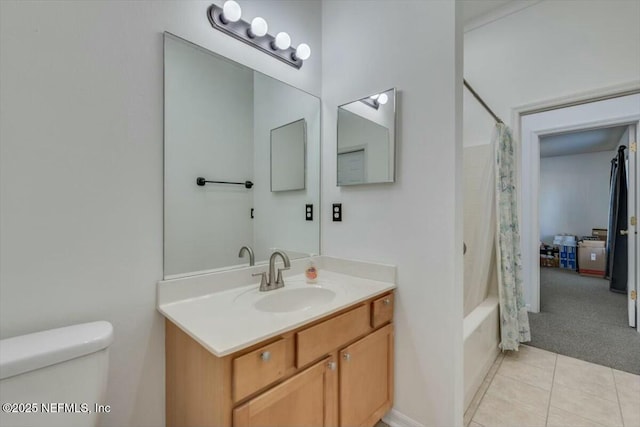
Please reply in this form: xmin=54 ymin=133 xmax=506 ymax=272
xmin=332 ymin=203 xmax=342 ymax=222
xmin=305 ymin=204 xmax=313 ymax=221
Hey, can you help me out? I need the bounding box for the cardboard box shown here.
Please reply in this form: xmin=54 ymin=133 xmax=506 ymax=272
xmin=559 ymin=246 xmax=577 ymax=259
xmin=560 ymin=245 xmax=576 ymax=269
xmin=580 ymin=240 xmax=606 ymax=248
xmin=578 ymin=240 xmax=606 ymax=278
xmin=592 ymin=228 xmax=608 ymax=241
xmin=560 ymin=257 xmax=576 ymax=270
xmin=553 ymin=235 xmax=577 ymax=246
xmin=553 ymin=235 xmax=577 ymax=270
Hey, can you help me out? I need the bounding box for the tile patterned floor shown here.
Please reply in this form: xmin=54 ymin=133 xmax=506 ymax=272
xmin=466 ymin=345 xmax=640 ymax=427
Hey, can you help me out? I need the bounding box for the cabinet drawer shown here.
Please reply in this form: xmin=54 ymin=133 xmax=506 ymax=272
xmin=233 ymin=339 xmax=286 ymax=402
xmin=296 ymin=304 xmax=370 ymax=368
xmin=371 ymin=293 xmax=394 ymax=328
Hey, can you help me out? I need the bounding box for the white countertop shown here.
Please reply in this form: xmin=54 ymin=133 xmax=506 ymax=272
xmin=158 ymin=258 xmax=396 ymax=357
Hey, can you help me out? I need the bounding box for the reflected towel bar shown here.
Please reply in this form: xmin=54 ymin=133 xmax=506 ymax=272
xmin=196 ymin=177 xmax=254 ymax=189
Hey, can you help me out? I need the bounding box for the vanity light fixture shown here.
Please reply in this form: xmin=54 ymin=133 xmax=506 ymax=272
xmin=220 ymin=0 xmax=242 ymax=24
xmin=249 ymin=17 xmax=268 ymax=38
xmin=361 ymin=92 xmax=388 ymax=110
xmin=272 ymin=32 xmax=291 ymax=50
xmin=294 ymin=43 xmax=311 ymax=61
xmin=207 ymin=1 xmax=311 ymax=69
xmin=361 ymin=98 xmax=379 ymax=109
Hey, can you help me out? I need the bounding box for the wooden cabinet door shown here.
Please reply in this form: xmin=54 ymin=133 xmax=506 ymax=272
xmin=339 ymin=324 xmax=394 ymax=427
xmin=233 ymin=356 xmax=337 ymax=427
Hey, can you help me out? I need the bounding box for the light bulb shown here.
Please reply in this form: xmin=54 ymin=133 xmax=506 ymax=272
xmin=294 ymin=43 xmax=311 ymax=61
xmin=221 ymin=0 xmax=242 ymax=23
xmin=249 ymin=17 xmax=268 ymax=37
xmin=377 ymin=93 xmax=389 ymax=105
xmin=273 ymin=32 xmax=291 ymax=50
xmin=370 ymin=94 xmax=380 ymax=100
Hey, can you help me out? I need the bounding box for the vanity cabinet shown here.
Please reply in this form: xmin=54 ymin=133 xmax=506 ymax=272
xmin=340 ymin=325 xmax=393 ymax=427
xmin=165 ymin=291 xmax=394 ymax=427
xmin=234 ymin=356 xmax=337 ymax=427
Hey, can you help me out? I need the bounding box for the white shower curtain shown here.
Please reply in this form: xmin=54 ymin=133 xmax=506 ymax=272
xmin=494 ymin=124 xmax=531 ymax=351
xmin=463 ymin=142 xmax=497 ymax=317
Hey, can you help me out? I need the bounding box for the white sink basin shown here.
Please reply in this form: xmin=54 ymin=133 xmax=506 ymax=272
xmin=234 ymin=282 xmax=342 ymax=314
xmin=255 ymin=287 xmax=336 ymax=313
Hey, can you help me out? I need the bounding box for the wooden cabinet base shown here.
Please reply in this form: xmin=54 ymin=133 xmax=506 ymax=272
xmin=340 ymin=325 xmax=394 ymax=427
xmin=234 ymin=357 xmax=337 ymax=427
xmin=165 ymin=320 xmax=233 ymax=427
xmin=165 ymin=293 xmax=394 ymax=427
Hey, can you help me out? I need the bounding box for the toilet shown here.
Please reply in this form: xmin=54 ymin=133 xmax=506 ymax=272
xmin=0 ymin=321 xmax=113 ymax=427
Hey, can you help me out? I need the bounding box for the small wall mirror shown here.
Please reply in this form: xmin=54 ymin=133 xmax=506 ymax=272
xmin=337 ymin=88 xmax=396 ymax=186
xmin=271 ymin=119 xmax=306 ymax=192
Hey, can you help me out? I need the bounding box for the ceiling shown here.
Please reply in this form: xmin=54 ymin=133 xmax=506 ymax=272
xmin=461 ymin=0 xmax=513 ymax=24
xmin=539 ymin=126 xmax=628 ymax=158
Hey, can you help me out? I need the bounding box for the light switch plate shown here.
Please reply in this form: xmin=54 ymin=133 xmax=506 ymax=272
xmin=305 ymin=204 xmax=313 ymax=221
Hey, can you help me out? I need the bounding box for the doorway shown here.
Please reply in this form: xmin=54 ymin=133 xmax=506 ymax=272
xmin=534 ymin=124 xmax=637 ymax=372
xmin=518 ymin=92 xmax=640 ymax=373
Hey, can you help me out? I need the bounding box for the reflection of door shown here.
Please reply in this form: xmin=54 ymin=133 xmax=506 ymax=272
xmin=337 ymin=149 xmax=366 ymax=185
xmin=627 ymin=125 xmax=638 ymax=329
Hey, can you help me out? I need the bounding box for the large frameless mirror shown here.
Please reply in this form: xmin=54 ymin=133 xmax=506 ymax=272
xmin=164 ymin=33 xmax=320 ymax=279
xmin=337 ymin=88 xmax=396 ymax=186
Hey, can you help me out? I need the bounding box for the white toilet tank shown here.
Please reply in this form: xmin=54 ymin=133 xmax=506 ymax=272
xmin=0 ymin=321 xmax=113 ymax=427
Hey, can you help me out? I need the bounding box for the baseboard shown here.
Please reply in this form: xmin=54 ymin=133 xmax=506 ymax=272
xmin=382 ymin=409 xmax=424 ymax=427
xmin=464 ymin=344 xmax=500 ymax=410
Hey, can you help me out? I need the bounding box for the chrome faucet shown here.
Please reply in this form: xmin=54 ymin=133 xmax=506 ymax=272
xmin=268 ymin=250 xmax=290 ymax=289
xmin=238 ymin=245 xmax=255 ymax=266
xmin=252 ymin=250 xmax=290 ymax=292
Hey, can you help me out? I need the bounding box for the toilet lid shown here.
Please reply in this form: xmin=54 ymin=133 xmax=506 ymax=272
xmin=0 ymin=321 xmax=113 ymax=380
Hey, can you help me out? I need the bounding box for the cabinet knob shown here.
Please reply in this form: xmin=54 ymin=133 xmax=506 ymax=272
xmin=327 ymin=361 xmax=337 ymax=370
xmin=383 ymin=298 xmax=391 ymax=305
xmin=343 ymin=353 xmax=351 ymax=362
xmin=260 ymin=351 xmax=271 ymax=361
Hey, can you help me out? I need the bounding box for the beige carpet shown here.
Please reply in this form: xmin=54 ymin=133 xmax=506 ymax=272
xmin=528 ymin=268 xmax=640 ymax=374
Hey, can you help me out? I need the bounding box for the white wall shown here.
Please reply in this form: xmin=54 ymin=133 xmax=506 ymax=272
xmin=540 ymin=150 xmax=615 ymax=244
xmin=464 ymin=0 xmax=640 ymax=147
xmin=0 ymin=1 xmax=321 ymax=426
xmin=322 ymin=1 xmax=464 ymax=426
xmin=164 ymin=35 xmax=254 ymax=276
xmin=252 ymin=72 xmax=320 ymax=262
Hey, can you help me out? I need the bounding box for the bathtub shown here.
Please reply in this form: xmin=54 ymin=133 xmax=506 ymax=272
xmin=463 ymin=296 xmax=500 ymax=410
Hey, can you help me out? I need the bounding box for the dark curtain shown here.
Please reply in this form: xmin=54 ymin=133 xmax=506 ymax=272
xmin=606 ymin=145 xmax=628 ymax=293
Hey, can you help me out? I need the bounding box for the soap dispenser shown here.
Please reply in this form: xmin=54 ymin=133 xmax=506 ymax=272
xmin=305 ymin=260 xmax=318 ymax=284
